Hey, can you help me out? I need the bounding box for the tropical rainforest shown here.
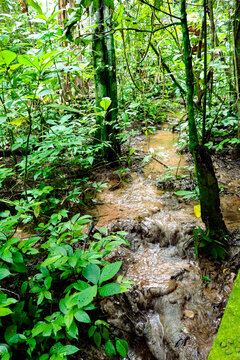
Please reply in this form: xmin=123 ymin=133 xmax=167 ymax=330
xmin=0 ymin=0 xmax=239 ymax=359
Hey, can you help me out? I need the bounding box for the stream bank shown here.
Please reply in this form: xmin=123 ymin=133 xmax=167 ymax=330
xmin=90 ymin=129 xmax=240 ymax=359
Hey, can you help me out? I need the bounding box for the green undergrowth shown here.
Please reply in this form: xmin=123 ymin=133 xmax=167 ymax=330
xmin=0 ymin=210 xmax=133 ymax=359
xmin=208 ymin=272 xmax=240 ymax=360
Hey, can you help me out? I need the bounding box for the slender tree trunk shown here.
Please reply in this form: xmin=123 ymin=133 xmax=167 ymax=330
xmin=202 ymin=0 xmax=207 ymax=142
xmin=207 ymin=0 xmax=216 ymax=108
xmin=233 ymin=0 xmax=240 ymax=137
xmin=92 ymin=0 xmax=120 ymax=161
xmin=58 ymin=0 xmax=71 ymax=101
xmin=180 ymin=0 xmax=227 ymax=240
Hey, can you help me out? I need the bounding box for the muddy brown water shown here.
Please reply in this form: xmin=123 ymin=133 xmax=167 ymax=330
xmin=91 ymin=129 xmax=240 ymax=360
xmin=92 ymin=130 xmax=239 ymax=229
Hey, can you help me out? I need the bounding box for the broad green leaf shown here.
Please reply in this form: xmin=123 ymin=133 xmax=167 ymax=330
xmin=32 ymin=322 xmax=48 ymax=337
xmin=88 ymin=325 xmax=96 ymax=337
xmin=21 ymin=281 xmax=28 ymax=295
xmin=0 ymin=344 xmax=10 ymax=360
xmin=93 ymin=331 xmax=101 ymax=347
xmin=74 ymin=310 xmax=91 ymax=323
xmin=0 ymin=308 xmax=12 ymax=316
xmin=69 ymin=285 xmax=97 ymax=308
xmin=102 ymin=326 xmax=109 ymax=340
xmin=64 ymin=310 xmax=74 ymax=329
xmin=0 ymin=50 xmax=17 ymax=66
xmin=99 ymin=283 xmax=121 ymax=296
xmin=116 ymin=339 xmax=128 ymax=358
xmin=39 ymin=355 xmax=49 ymax=360
xmin=18 ymin=55 xmax=40 ymax=70
xmin=174 ymin=190 xmax=194 ymax=197
xmin=9 ymin=117 xmax=27 ymax=126
xmin=105 ymin=340 xmax=116 ymax=356
xmin=129 ymin=147 xmax=136 ymax=156
xmin=60 ymin=345 xmax=79 ymax=355
xmin=67 ymin=320 xmax=78 ymax=339
xmin=0 ymin=297 xmax=17 ymax=307
xmin=73 ymin=280 xmax=90 ymax=291
xmin=46 ymin=104 xmax=82 ymax=114
xmin=100 ymin=97 xmax=111 ymax=111
xmin=50 ymin=343 xmax=79 ymax=355
xmin=41 ymin=254 xmax=62 ymax=267
xmin=11 ymin=263 xmax=26 ymax=274
xmin=82 ymin=264 xmax=100 ymax=285
xmin=0 ymin=268 xmax=11 ymax=280
xmin=99 ymin=261 xmax=122 ymax=285
xmin=105 ymin=240 xmax=126 ymax=250
xmin=33 ymin=204 xmax=41 ymax=218
xmin=38 ymin=89 xmax=54 ymax=96
xmin=4 ymin=325 xmax=17 ymax=345
xmin=26 ymin=0 xmax=43 ymax=15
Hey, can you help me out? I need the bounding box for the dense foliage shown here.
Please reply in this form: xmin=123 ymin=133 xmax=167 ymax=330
xmin=0 ymin=0 xmax=239 ymax=358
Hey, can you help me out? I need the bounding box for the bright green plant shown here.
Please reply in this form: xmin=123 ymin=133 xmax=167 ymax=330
xmin=193 ymin=226 xmax=228 ymax=260
xmin=0 ymin=210 xmax=133 ymax=359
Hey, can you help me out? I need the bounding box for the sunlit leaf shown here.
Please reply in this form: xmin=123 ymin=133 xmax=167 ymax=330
xmin=26 ymin=0 xmax=43 ymax=15
xmin=194 ymin=204 xmax=201 ymax=218
xmin=74 ymin=310 xmax=91 ymax=323
xmin=0 ymin=50 xmax=17 ymax=67
xmin=82 ymin=264 xmax=100 ymax=285
xmin=18 ymin=54 xmax=40 ymax=70
xmin=0 ymin=269 xmax=11 ymax=280
xmin=100 ymin=97 xmax=111 ymax=111
xmin=9 ymin=117 xmax=28 ymax=127
xmin=99 ymin=261 xmax=122 ymax=285
xmin=99 ymin=283 xmax=121 ymax=296
xmin=69 ymin=285 xmax=97 ymax=308
xmin=0 ymin=308 xmax=12 ymax=317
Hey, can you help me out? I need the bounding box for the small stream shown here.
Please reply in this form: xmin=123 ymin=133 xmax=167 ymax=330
xmin=93 ymin=130 xmax=239 ymax=229
xmin=92 ymin=129 xmax=240 ymax=360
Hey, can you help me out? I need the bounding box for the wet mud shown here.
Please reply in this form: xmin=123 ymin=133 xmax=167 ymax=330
xmin=91 ymin=129 xmax=240 ymax=359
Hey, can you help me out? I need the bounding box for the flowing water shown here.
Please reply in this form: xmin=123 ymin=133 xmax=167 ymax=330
xmin=92 ymin=129 xmax=240 ymax=360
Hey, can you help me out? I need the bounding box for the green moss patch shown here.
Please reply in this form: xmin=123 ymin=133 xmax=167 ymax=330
xmin=208 ymin=272 xmax=240 ymax=360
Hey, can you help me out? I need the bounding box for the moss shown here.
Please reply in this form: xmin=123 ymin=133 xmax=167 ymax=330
xmin=208 ymin=272 xmax=240 ymax=360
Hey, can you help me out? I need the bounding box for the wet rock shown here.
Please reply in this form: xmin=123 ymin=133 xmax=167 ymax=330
xmin=184 ymin=310 xmax=195 ymax=319
xmin=144 ymin=313 xmax=165 ymax=360
xmin=149 ymin=280 xmax=177 ymax=297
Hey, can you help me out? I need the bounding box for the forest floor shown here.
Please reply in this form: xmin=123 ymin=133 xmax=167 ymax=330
xmin=85 ymin=125 xmax=240 ymax=359
xmin=1 ymin=124 xmax=240 ymax=359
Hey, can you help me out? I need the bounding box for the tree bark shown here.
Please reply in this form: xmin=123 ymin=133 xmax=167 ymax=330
xmin=180 ymin=0 xmax=227 ymax=241
xmin=92 ymin=0 xmax=120 ymax=161
xmin=233 ymin=0 xmax=240 ymax=137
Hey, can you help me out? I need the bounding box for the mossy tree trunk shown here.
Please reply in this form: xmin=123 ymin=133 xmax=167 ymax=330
xmin=180 ymin=0 xmax=227 ymax=240
xmin=92 ymin=0 xmax=120 ymax=161
xmin=233 ymin=0 xmax=240 ymax=137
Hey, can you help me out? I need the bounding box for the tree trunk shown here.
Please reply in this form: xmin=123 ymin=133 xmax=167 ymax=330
xmin=233 ymin=0 xmax=240 ymax=137
xmin=180 ymin=0 xmax=227 ymax=240
xmin=92 ymin=0 xmax=120 ymax=161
